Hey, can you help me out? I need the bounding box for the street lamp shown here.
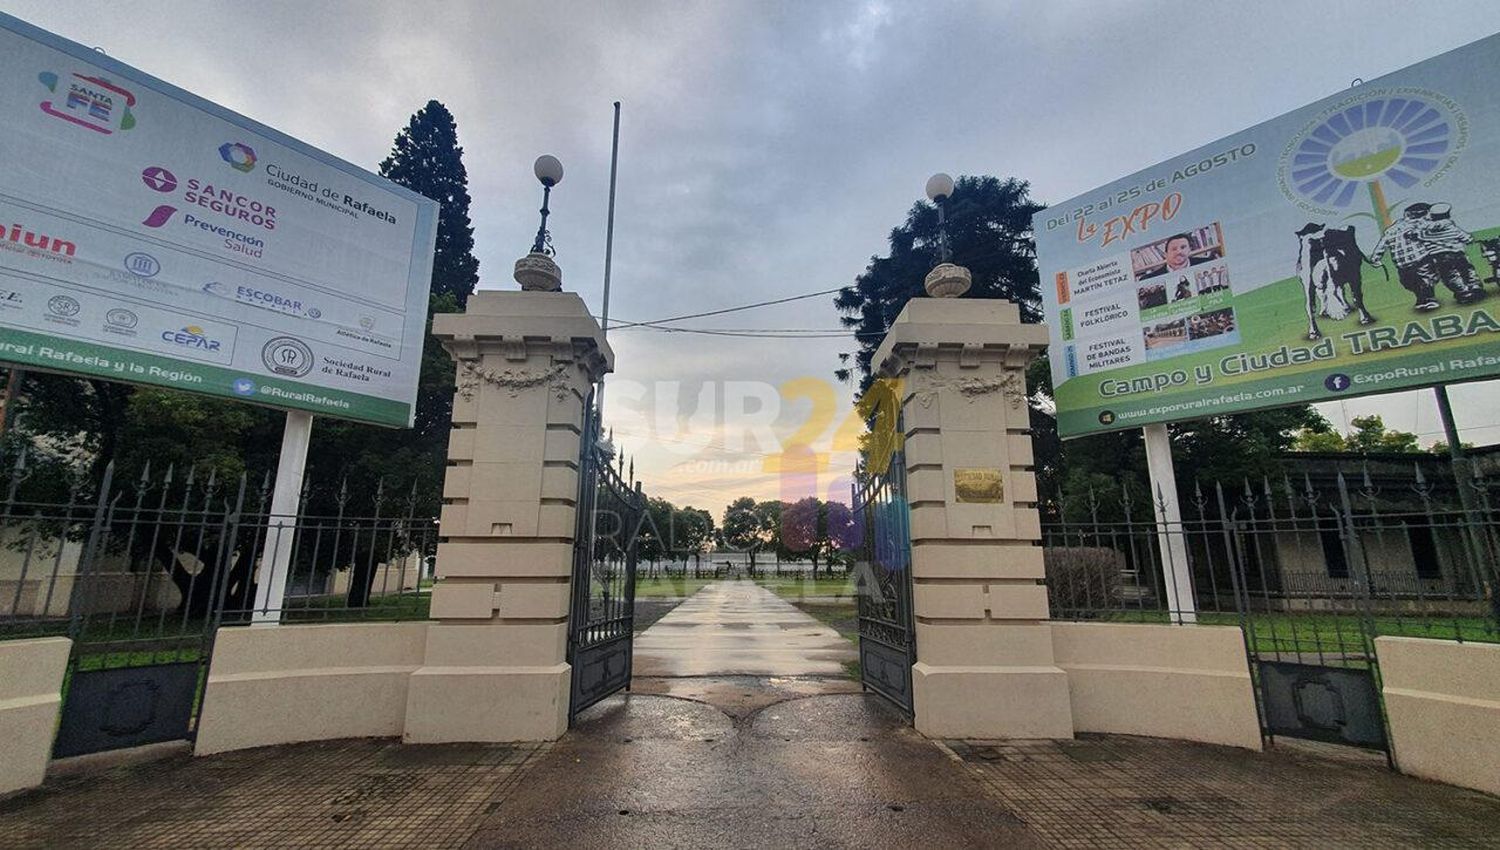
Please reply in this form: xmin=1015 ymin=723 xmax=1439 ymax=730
xmin=923 ymin=172 xmax=970 ymax=298
xmin=925 ymin=172 xmax=954 ymax=263
xmin=530 ymin=155 xmax=564 ymax=254
xmin=515 ymin=154 xmax=565 ymax=291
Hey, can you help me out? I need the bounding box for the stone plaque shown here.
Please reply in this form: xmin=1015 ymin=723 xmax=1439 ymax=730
xmin=954 ymin=468 xmax=1004 ymax=503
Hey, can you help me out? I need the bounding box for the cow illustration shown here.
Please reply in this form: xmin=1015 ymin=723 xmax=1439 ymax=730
xmin=1296 ymin=223 xmax=1377 ymax=340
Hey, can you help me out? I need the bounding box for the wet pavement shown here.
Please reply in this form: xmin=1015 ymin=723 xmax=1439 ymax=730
xmin=632 ymin=581 xmax=857 ymax=677
xmin=4 ymin=582 xmax=1499 ymax=847
xmin=462 ymin=687 xmax=1042 ymax=849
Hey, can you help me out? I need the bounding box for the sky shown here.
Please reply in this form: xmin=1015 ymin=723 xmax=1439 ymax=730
xmin=6 ymin=0 xmax=1500 ymax=518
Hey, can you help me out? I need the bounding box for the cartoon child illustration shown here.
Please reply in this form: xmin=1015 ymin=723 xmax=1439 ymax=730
xmin=1415 ymin=203 xmax=1484 ymax=305
xmin=1369 ymin=203 xmax=1440 ymax=311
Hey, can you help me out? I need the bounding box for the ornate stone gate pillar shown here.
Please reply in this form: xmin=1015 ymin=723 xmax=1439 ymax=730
xmin=403 ymin=290 xmax=610 ymax=742
xmin=872 ymin=296 xmax=1074 ymax=739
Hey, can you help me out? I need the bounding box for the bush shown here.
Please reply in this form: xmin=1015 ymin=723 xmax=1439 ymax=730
xmin=1044 ymin=546 xmax=1125 ymax=618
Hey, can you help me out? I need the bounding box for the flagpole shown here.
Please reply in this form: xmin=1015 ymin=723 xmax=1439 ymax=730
xmin=597 ymin=101 xmax=621 ymax=418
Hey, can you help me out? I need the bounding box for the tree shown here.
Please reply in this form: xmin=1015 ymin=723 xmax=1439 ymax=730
xmin=379 ymin=101 xmax=480 ymax=309
xmin=1291 ymin=414 xmax=1422 ymax=454
xmin=721 ymin=496 xmax=769 ymax=574
xmin=311 ymin=101 xmax=484 ymax=605
xmin=834 ymin=175 xmax=1043 ymax=388
xmin=637 ymin=497 xmax=677 ymax=566
xmin=672 ymin=506 xmax=716 ymax=569
xmin=755 ymin=500 xmax=784 ymax=573
xmin=780 ymin=497 xmax=858 ymax=577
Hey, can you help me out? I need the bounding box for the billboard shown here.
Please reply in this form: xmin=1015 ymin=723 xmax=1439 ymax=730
xmin=0 ymin=14 xmax=438 ymax=427
xmin=1036 ymin=33 xmax=1500 ymax=439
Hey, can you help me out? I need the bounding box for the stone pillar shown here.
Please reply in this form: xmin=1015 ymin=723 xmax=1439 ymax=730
xmin=403 ymin=290 xmax=609 ymax=743
xmin=872 ymin=297 xmax=1074 ymax=739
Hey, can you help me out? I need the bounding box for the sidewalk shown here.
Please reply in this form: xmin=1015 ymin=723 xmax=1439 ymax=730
xmin=3 ymin=581 xmax=1498 ymax=847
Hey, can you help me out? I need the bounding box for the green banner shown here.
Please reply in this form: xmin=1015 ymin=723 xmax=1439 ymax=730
xmin=1035 ymin=34 xmax=1500 ymax=438
xmin=0 ymin=328 xmax=410 ymax=426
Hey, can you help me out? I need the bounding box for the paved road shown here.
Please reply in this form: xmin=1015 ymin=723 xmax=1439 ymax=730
xmin=6 ymin=581 xmax=1500 ymax=847
xmin=632 ymin=580 xmax=856 ymax=677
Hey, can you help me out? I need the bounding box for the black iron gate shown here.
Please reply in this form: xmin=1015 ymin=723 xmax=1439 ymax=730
xmin=851 ymin=422 xmax=917 ymax=716
xmin=1224 ymin=474 xmax=1390 ymax=756
xmin=50 ymin=463 xmax=249 ymax=759
xmin=567 ymin=394 xmax=645 ymax=722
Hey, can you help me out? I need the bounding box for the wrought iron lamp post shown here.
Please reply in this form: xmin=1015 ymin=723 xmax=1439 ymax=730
xmin=923 ymin=172 xmax=970 ymax=298
xmin=514 ymin=154 xmax=566 ymax=291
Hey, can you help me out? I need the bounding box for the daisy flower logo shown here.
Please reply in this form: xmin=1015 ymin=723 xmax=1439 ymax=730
xmin=1279 ymin=90 xmax=1466 ymax=227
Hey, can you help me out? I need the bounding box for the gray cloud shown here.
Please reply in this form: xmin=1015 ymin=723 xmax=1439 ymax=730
xmin=9 ymin=0 xmax=1500 ymax=515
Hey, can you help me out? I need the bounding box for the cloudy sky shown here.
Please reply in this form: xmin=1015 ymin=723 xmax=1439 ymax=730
xmin=8 ymin=1 xmax=1500 ymax=517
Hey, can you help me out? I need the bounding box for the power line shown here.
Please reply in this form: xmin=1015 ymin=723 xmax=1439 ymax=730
xmin=620 ymin=325 xmax=880 ymax=339
xmin=604 ymin=287 xmax=845 ymax=330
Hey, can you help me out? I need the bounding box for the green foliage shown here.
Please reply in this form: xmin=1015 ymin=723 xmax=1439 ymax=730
xmin=379 ymin=100 xmax=480 ymax=310
xmin=834 ymin=175 xmax=1044 ymax=388
xmin=637 ymin=497 xmax=716 ymax=564
xmin=779 ymin=497 xmax=856 ymax=576
xmin=1291 ymin=413 xmax=1423 ymax=455
xmin=720 ymin=496 xmax=767 ymax=571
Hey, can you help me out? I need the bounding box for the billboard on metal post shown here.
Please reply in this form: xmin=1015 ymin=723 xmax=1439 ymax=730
xmin=0 ymin=13 xmax=438 ymax=427
xmin=1035 ymin=33 xmax=1500 ymax=439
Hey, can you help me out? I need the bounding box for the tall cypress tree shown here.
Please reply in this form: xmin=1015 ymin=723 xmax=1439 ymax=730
xmin=380 ymin=100 xmax=480 ymax=308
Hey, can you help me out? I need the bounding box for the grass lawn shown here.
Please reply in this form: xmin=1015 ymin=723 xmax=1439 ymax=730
xmin=633 ymin=576 xmax=715 ymax=598
xmin=791 ymin=599 xmax=861 ymax=680
xmin=281 ymin=591 xmax=430 ymax=621
xmin=753 ymin=575 xmax=857 ymax=599
xmin=1088 ymin=608 xmax=1499 ymax=656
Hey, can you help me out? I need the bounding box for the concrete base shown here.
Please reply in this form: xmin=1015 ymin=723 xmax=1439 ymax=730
xmin=1052 ymin=622 xmax=1262 ymax=750
xmin=196 ymin=622 xmax=428 ymax=756
xmin=1379 ymin=636 xmax=1500 ymax=798
xmin=911 ymin=661 xmax=1074 ymax=740
xmin=403 ymin=664 xmax=571 ymax=743
xmin=0 ymin=637 xmax=69 ymax=796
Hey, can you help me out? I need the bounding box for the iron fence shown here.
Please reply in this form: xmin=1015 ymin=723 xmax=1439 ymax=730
xmin=1041 ymin=466 xmax=1500 ymax=646
xmin=0 ymin=449 xmax=436 ymax=757
xmin=0 ymin=451 xmax=436 ymax=652
xmin=1042 ymin=459 xmax=1500 ymax=755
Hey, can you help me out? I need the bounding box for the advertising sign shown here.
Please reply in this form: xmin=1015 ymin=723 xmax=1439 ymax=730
xmin=0 ymin=14 xmax=438 ymax=427
xmin=1036 ymin=33 xmax=1500 ymax=439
